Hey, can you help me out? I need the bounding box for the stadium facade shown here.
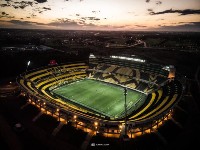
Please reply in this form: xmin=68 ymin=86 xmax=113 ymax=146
xmin=17 ymin=54 xmax=184 ymax=138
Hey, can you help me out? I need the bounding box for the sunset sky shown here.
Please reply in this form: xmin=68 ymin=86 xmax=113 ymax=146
xmin=0 ymin=0 xmax=200 ymax=31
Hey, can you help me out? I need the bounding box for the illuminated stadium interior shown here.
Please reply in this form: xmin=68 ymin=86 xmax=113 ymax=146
xmin=52 ymin=79 xmax=146 ymax=119
xmin=17 ymin=54 xmax=184 ymax=138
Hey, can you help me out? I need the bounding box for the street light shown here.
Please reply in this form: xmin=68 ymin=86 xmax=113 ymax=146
xmin=74 ymin=115 xmax=77 ymax=128
xmin=57 ymin=108 xmax=60 ymax=121
xmin=94 ymin=122 xmax=98 ymax=134
xmin=94 ymin=122 xmax=98 ymax=126
xmin=119 ymin=124 xmax=122 ymax=133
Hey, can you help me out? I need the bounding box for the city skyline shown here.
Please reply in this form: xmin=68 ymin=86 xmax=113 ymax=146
xmin=0 ymin=0 xmax=200 ymax=31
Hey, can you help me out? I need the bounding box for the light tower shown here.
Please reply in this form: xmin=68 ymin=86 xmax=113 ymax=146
xmin=124 ymin=87 xmax=128 ymax=136
xmin=24 ymin=60 xmax=31 ymax=78
xmin=26 ymin=61 xmax=31 ymax=72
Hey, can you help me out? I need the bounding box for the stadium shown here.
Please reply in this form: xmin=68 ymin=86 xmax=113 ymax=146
xmin=17 ymin=54 xmax=184 ymax=139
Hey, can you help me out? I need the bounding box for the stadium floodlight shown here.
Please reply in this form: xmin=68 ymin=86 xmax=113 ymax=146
xmin=26 ymin=60 xmax=31 ymax=73
xmin=27 ymin=60 xmax=30 ymax=66
xmin=124 ymin=87 xmax=128 ymax=137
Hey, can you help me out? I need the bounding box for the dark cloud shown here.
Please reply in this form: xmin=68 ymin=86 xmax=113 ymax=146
xmin=156 ymin=1 xmax=162 ymax=5
xmin=34 ymin=0 xmax=47 ymax=3
xmin=88 ymin=17 xmax=100 ymax=21
xmin=47 ymin=18 xmax=97 ymax=29
xmin=80 ymin=17 xmax=86 ymax=20
xmin=0 ymin=1 xmax=51 ymax=18
xmin=77 ymin=15 xmax=101 ymax=22
xmin=0 ymin=1 xmax=34 ymax=9
xmin=12 ymin=5 xmax=19 ymax=9
xmin=9 ymin=20 xmax=33 ymax=25
xmin=101 ymin=25 xmax=130 ymax=30
xmin=135 ymin=25 xmax=147 ymax=28
xmin=43 ymin=7 xmax=51 ymax=10
xmin=48 ymin=18 xmax=79 ymax=27
xmin=2 ymin=12 xmax=7 ymax=15
xmin=48 ymin=21 xmax=78 ymax=27
xmin=31 ymin=14 xmax=37 ymax=17
xmin=0 ymin=19 xmax=50 ymax=29
xmin=0 ymin=3 xmax=10 ymax=7
xmin=76 ymin=14 xmax=80 ymax=16
xmin=150 ymin=9 xmax=200 ymax=15
xmin=92 ymin=10 xmax=100 ymax=13
xmin=32 ymin=6 xmax=51 ymax=14
xmin=158 ymin=22 xmax=200 ymax=31
xmin=147 ymin=9 xmax=153 ymax=12
xmin=19 ymin=1 xmax=33 ymax=6
xmin=81 ymin=17 xmax=100 ymax=21
xmin=146 ymin=0 xmax=150 ymax=3
xmin=1 ymin=17 xmax=145 ymax=30
xmin=7 ymin=19 xmax=46 ymax=26
xmin=19 ymin=6 xmax=26 ymax=9
xmin=0 ymin=11 xmax=14 ymax=18
xmin=113 ymin=25 xmax=128 ymax=29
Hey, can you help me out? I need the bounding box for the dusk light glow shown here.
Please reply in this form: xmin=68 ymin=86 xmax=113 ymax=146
xmin=0 ymin=0 xmax=200 ymax=31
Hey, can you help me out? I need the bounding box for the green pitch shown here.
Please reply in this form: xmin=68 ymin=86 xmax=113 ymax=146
xmin=52 ymin=79 xmax=146 ymax=118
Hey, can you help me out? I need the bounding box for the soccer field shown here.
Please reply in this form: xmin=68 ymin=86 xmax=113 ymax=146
xmin=52 ymin=79 xmax=146 ymax=118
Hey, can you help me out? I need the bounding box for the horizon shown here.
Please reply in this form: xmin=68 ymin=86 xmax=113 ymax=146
xmin=1 ymin=27 xmax=200 ymax=33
